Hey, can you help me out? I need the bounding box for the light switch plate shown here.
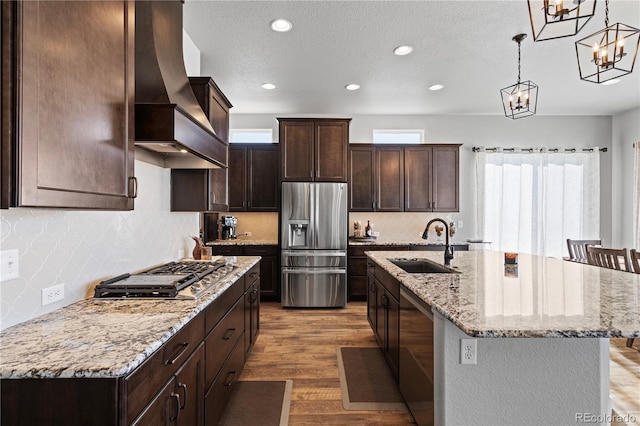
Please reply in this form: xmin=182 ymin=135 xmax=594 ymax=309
xmin=0 ymin=249 xmax=19 ymax=282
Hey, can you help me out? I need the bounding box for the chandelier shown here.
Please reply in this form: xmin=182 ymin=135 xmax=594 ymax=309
xmin=528 ymin=0 xmax=597 ymax=42
xmin=575 ymin=0 xmax=640 ymax=83
xmin=500 ymin=34 xmax=539 ymax=120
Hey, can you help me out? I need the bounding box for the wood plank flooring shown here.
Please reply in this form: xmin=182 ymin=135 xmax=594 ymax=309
xmin=242 ymin=302 xmax=640 ymax=425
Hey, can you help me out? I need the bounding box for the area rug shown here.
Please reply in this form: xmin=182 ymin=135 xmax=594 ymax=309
xmin=337 ymin=347 xmax=408 ymax=411
xmin=218 ymin=380 xmax=293 ymax=425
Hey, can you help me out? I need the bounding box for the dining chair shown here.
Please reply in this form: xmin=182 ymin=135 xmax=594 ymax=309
xmin=585 ymin=246 xmax=632 ymax=272
xmin=567 ymin=239 xmax=602 ymax=262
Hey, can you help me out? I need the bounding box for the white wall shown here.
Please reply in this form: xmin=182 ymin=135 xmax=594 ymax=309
xmin=0 ymin=161 xmax=200 ymax=330
xmin=611 ymin=107 xmax=640 ymax=248
xmin=231 ymin=113 xmax=614 ymax=244
xmin=183 ymin=30 xmax=201 ymax=77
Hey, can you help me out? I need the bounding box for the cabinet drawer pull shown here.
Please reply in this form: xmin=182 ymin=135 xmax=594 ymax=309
xmin=177 ymin=383 xmax=188 ymax=410
xmin=164 ymin=342 xmax=189 ymax=366
xmin=224 ymin=370 xmax=236 ymax=387
xmin=168 ymin=392 xmax=180 ymax=422
xmin=250 ymin=289 xmax=258 ymax=303
xmin=250 ymin=271 xmax=259 ymax=277
xmin=222 ymin=328 xmax=236 ymax=340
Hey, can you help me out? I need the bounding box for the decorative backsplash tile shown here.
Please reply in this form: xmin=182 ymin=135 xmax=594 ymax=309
xmin=229 ymin=212 xmax=279 ymax=241
xmin=349 ymin=212 xmax=467 ymax=243
xmin=0 ymin=161 xmax=199 ymax=330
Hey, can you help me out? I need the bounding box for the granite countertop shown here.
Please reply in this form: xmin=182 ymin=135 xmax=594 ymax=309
xmin=0 ymin=256 xmax=261 ymax=380
xmin=349 ymin=238 xmax=468 ymax=246
xmin=207 ymin=239 xmax=277 ymax=246
xmin=367 ymin=250 xmax=640 ymax=339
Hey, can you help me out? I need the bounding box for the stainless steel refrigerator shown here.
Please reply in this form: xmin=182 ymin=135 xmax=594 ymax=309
xmin=281 ymin=182 xmax=347 ymax=307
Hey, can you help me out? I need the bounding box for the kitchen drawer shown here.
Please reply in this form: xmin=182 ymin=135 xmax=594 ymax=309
xmin=204 ymin=337 xmax=245 ymax=424
xmin=243 ymin=245 xmax=278 ymax=256
xmin=351 ymin=245 xmax=410 ymax=257
xmin=205 ymin=298 xmax=244 ymax=388
xmin=205 ymin=278 xmax=244 ymax=334
xmin=244 ymin=264 xmax=260 ymax=290
xmin=124 ymin=315 xmax=204 ymax=424
xmin=210 ymin=245 xmax=242 ymax=256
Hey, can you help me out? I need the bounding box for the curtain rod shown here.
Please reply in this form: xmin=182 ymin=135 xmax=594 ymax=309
xmin=472 ymin=146 xmax=607 ymax=153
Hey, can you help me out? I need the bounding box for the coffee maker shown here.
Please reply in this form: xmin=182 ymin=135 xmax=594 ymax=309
xmin=220 ymin=215 xmax=238 ymax=240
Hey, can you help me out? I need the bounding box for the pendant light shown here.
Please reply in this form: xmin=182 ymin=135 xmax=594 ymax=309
xmin=500 ymin=34 xmax=539 ymax=120
xmin=575 ymin=0 xmax=640 ymax=83
xmin=528 ymin=0 xmax=597 ymax=42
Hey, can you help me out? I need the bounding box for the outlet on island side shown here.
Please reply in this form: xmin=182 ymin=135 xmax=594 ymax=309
xmin=460 ymin=338 xmax=477 ymax=365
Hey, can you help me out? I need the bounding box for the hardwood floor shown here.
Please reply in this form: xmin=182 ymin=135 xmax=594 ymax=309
xmin=242 ymin=302 xmax=640 ymax=425
xmin=240 ymin=302 xmax=414 ymax=425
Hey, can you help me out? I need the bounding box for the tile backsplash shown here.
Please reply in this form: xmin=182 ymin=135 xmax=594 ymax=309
xmin=349 ymin=212 xmax=468 ymax=243
xmin=0 ymin=161 xmax=199 ymax=330
xmin=229 ymin=212 xmax=279 ymax=241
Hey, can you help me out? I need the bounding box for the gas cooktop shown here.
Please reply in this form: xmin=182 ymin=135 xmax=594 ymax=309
xmin=93 ymin=258 xmax=235 ymax=300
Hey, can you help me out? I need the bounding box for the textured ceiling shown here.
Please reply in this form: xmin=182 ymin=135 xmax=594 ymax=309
xmin=183 ymin=0 xmax=640 ymax=116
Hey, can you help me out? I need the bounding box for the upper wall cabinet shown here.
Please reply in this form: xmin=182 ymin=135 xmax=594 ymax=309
xmin=278 ymin=118 xmax=350 ymax=182
xmin=171 ymin=77 xmax=233 ymax=212
xmin=229 ymin=144 xmax=279 ymax=212
xmin=1 ymin=1 xmax=136 ymax=209
xmin=348 ymin=144 xmax=460 ymax=212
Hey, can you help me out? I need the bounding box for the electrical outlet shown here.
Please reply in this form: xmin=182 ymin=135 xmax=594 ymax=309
xmin=244 ymin=232 xmax=252 ymax=237
xmin=457 ymin=220 xmax=464 ymax=229
xmin=42 ymin=284 xmax=65 ymax=306
xmin=0 ymin=249 xmax=19 ymax=282
xmin=460 ymin=338 xmax=477 ymax=364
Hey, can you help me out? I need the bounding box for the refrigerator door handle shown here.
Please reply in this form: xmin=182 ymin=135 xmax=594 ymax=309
xmin=282 ymin=268 xmax=346 ymax=274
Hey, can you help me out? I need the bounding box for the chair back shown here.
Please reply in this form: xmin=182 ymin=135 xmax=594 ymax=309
xmin=586 ymin=246 xmax=632 ymax=272
xmin=567 ymin=239 xmax=602 ymax=262
xmin=630 ymin=249 xmax=640 ymax=274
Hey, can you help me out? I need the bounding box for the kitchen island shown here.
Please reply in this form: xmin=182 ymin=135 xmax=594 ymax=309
xmin=367 ymin=250 xmax=639 ymax=426
xmin=0 ymin=256 xmax=261 ymax=425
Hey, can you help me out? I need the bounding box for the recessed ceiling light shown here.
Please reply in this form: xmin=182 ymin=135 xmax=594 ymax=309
xmin=428 ymin=84 xmax=444 ymax=91
xmin=261 ymin=83 xmax=276 ymax=90
xmin=345 ymin=84 xmax=360 ymax=91
xmin=270 ymin=19 xmax=292 ymax=32
xmin=602 ymin=78 xmax=620 ymax=86
xmin=393 ymin=45 xmax=414 ymax=56
xmin=179 ymin=149 xmax=188 ymax=154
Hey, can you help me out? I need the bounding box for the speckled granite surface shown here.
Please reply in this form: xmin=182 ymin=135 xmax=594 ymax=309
xmin=349 ymin=238 xmax=468 ymax=246
xmin=207 ymin=239 xmax=277 ymax=246
xmin=0 ymin=256 xmax=260 ymax=379
xmin=367 ymin=250 xmax=640 ymax=339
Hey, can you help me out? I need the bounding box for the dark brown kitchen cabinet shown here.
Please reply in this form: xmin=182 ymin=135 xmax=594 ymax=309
xmin=279 ymin=118 xmax=350 ymax=182
xmin=210 ymin=245 xmax=279 ymax=301
xmin=0 ymin=264 xmax=260 ymax=426
xmin=244 ymin=264 xmax=261 ymax=358
xmin=229 ymin=144 xmax=279 ymax=212
xmin=1 ymin=0 xmax=135 ymax=209
xmin=348 ymin=144 xmax=460 ymax=212
xmin=348 ymin=245 xmax=409 ymax=301
xmin=171 ymin=169 xmax=228 ymax=212
xmin=367 ymin=261 xmax=400 ymax=381
xmin=131 ymin=343 xmax=204 ymax=426
xmin=169 ymin=77 xmax=233 ymax=213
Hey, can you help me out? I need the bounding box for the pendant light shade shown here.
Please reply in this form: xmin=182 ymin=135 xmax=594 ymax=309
xmin=575 ymin=0 xmax=640 ymax=84
xmin=528 ymin=0 xmax=597 ymax=42
xmin=501 ymin=34 xmax=539 ymax=120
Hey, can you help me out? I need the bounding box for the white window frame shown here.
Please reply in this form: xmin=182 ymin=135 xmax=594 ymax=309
xmin=229 ymin=129 xmax=274 ymax=143
xmin=372 ymin=129 xmax=424 ymax=144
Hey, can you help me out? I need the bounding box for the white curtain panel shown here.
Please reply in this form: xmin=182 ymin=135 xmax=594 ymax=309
xmin=476 ymin=149 xmax=600 ymax=258
xmin=634 ymin=144 xmax=640 ymax=249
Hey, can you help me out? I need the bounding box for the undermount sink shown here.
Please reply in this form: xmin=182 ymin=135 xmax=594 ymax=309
xmin=389 ymin=258 xmax=459 ymax=274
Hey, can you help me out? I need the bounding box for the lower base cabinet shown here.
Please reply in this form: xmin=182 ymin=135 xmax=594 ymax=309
xmin=212 ymin=245 xmax=279 ymax=301
xmin=0 ymin=262 xmax=260 ymax=426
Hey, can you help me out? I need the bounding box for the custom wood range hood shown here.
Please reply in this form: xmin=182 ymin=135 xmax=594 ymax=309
xmin=134 ymin=0 xmax=227 ymax=169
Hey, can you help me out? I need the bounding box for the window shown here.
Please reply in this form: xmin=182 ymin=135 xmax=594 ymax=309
xmin=476 ymin=149 xmax=601 ymax=258
xmin=229 ymin=129 xmax=273 ymax=143
xmin=372 ymin=129 xmax=424 ymax=144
